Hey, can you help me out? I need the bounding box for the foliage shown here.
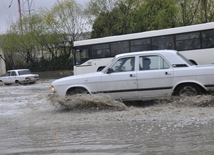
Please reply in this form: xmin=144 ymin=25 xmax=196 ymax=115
xmin=0 ymin=0 xmax=88 ymax=71
xmin=40 ymin=0 xmax=88 ymax=58
xmin=133 ymin=0 xmax=178 ymax=31
xmin=197 ymin=0 xmax=214 ymax=23
xmin=176 ymin=0 xmax=201 ymax=26
xmin=89 ymin=0 xmax=214 ymax=38
xmin=29 ymin=56 xmax=73 ymax=72
xmin=90 ymin=0 xmax=140 ymax=38
xmin=1 ymin=0 xmax=214 ymax=71
xmin=90 ymin=0 xmax=178 ymax=38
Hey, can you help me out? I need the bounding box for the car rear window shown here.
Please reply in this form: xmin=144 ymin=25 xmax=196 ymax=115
xmin=177 ymin=52 xmax=194 ymax=66
xmin=18 ymin=70 xmax=31 ymax=75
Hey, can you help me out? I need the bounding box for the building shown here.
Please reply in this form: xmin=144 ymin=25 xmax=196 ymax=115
xmin=0 ymin=50 xmax=6 ymax=76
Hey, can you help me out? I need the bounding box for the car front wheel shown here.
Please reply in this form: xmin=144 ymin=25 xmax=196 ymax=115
xmin=174 ymin=84 xmax=202 ymax=96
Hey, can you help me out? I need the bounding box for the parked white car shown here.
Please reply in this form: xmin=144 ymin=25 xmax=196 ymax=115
xmin=0 ymin=69 xmax=39 ymax=85
xmin=51 ymin=50 xmax=214 ymax=101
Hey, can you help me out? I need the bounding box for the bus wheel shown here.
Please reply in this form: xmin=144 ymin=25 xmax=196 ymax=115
xmin=66 ymin=87 xmax=88 ymax=96
xmin=174 ymin=84 xmax=202 ymax=96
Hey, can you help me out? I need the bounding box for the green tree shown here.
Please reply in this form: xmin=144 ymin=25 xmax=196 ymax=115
xmin=41 ymin=0 xmax=87 ymax=59
xmin=176 ymin=0 xmax=201 ymax=26
xmin=86 ymin=0 xmax=118 ymax=38
xmin=90 ymin=0 xmax=178 ymax=38
xmin=197 ymin=0 xmax=214 ymax=23
xmin=86 ymin=0 xmax=117 ymax=18
xmin=135 ymin=0 xmax=177 ymax=31
xmin=0 ymin=0 xmax=87 ymax=70
xmin=0 ymin=14 xmax=49 ymax=69
xmin=90 ymin=0 xmax=141 ymax=38
xmin=91 ymin=7 xmax=128 ymax=38
xmin=0 ymin=32 xmax=21 ymax=69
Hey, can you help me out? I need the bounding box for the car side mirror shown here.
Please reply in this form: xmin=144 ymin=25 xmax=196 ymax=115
xmin=97 ymin=66 xmax=105 ymax=72
xmin=107 ymin=68 xmax=114 ymax=74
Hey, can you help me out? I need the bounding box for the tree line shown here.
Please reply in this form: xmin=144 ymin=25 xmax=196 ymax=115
xmin=0 ymin=0 xmax=214 ymax=71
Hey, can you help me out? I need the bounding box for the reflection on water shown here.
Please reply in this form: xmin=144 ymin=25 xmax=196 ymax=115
xmin=1 ymin=83 xmax=214 ymax=154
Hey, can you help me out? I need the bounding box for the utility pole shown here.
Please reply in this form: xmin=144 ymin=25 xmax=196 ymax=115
xmin=18 ymin=0 xmax=23 ymax=33
xmin=17 ymin=0 xmax=35 ymax=33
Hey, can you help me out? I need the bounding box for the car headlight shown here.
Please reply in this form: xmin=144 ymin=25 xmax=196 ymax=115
xmin=51 ymin=86 xmax=55 ymax=93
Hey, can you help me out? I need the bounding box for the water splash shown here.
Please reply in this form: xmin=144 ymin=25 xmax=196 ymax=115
xmin=48 ymin=93 xmax=214 ymax=112
xmin=155 ymin=95 xmax=214 ymax=107
xmin=48 ymin=94 xmax=127 ymax=111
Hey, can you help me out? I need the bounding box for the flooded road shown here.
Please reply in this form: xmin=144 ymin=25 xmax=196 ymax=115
xmin=1 ymin=80 xmax=214 ymax=154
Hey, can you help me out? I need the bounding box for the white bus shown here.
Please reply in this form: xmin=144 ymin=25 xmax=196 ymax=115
xmin=73 ymin=22 xmax=214 ymax=75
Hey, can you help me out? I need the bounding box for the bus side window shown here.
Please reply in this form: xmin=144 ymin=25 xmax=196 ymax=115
xmin=92 ymin=44 xmax=110 ymax=58
xmin=131 ymin=38 xmax=151 ymax=52
xmin=202 ymin=30 xmax=214 ymax=48
xmin=175 ymin=32 xmax=200 ymax=51
xmin=111 ymin=41 xmax=129 ymax=56
xmin=151 ymin=35 xmax=174 ymax=50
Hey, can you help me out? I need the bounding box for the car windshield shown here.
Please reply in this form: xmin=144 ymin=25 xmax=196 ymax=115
xmin=101 ymin=58 xmax=116 ymax=73
xmin=18 ymin=70 xmax=31 ymax=75
xmin=177 ymin=52 xmax=194 ymax=66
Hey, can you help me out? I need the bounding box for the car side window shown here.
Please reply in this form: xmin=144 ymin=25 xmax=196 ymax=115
xmin=11 ymin=72 xmax=17 ymax=76
xmin=6 ymin=72 xmax=11 ymax=76
xmin=160 ymin=56 xmax=170 ymax=69
xmin=110 ymin=57 xmax=135 ymax=72
xmin=139 ymin=55 xmax=169 ymax=70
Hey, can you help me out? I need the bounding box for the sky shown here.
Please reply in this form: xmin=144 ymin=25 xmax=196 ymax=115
xmin=0 ymin=0 xmax=89 ymax=34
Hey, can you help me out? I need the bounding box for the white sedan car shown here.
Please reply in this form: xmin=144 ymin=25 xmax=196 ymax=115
xmin=0 ymin=69 xmax=39 ymax=85
xmin=51 ymin=50 xmax=214 ymax=101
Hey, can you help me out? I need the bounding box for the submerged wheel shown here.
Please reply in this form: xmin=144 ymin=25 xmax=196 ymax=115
xmin=66 ymin=87 xmax=88 ymax=96
xmin=15 ymin=80 xmax=21 ymax=85
xmin=174 ymin=84 xmax=202 ymax=96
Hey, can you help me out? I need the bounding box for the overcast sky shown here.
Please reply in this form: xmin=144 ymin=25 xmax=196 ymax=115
xmin=0 ymin=0 xmax=90 ymax=34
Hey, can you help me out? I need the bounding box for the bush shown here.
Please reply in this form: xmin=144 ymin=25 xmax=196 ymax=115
xmin=28 ymin=56 xmax=73 ymax=72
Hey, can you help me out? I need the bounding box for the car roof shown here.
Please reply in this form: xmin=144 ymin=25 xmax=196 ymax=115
xmin=7 ymin=69 xmax=30 ymax=72
xmin=114 ymin=50 xmax=177 ymax=58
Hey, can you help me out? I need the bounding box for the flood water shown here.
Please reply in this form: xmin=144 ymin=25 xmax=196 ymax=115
xmin=1 ymin=80 xmax=214 ymax=154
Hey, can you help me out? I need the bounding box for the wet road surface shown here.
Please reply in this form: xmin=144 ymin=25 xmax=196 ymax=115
xmin=1 ymin=80 xmax=214 ymax=154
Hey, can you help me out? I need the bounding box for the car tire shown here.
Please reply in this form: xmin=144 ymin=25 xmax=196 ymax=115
xmin=174 ymin=84 xmax=202 ymax=96
xmin=66 ymin=88 xmax=88 ymax=96
xmin=15 ymin=80 xmax=21 ymax=85
xmin=0 ymin=80 xmax=4 ymax=86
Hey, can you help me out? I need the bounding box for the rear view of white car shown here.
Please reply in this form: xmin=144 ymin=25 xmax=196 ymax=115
xmin=0 ymin=69 xmax=39 ymax=85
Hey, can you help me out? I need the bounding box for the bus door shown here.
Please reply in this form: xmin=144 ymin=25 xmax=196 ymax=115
xmin=73 ymin=47 xmax=91 ymax=75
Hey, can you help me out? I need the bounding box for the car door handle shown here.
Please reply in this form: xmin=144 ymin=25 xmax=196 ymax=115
xmin=165 ymin=72 xmax=171 ymax=75
xmin=130 ymin=74 xmax=136 ymax=77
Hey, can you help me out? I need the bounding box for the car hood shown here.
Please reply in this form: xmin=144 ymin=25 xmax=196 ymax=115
xmin=51 ymin=72 xmax=103 ymax=86
xmin=193 ymin=64 xmax=214 ymax=68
